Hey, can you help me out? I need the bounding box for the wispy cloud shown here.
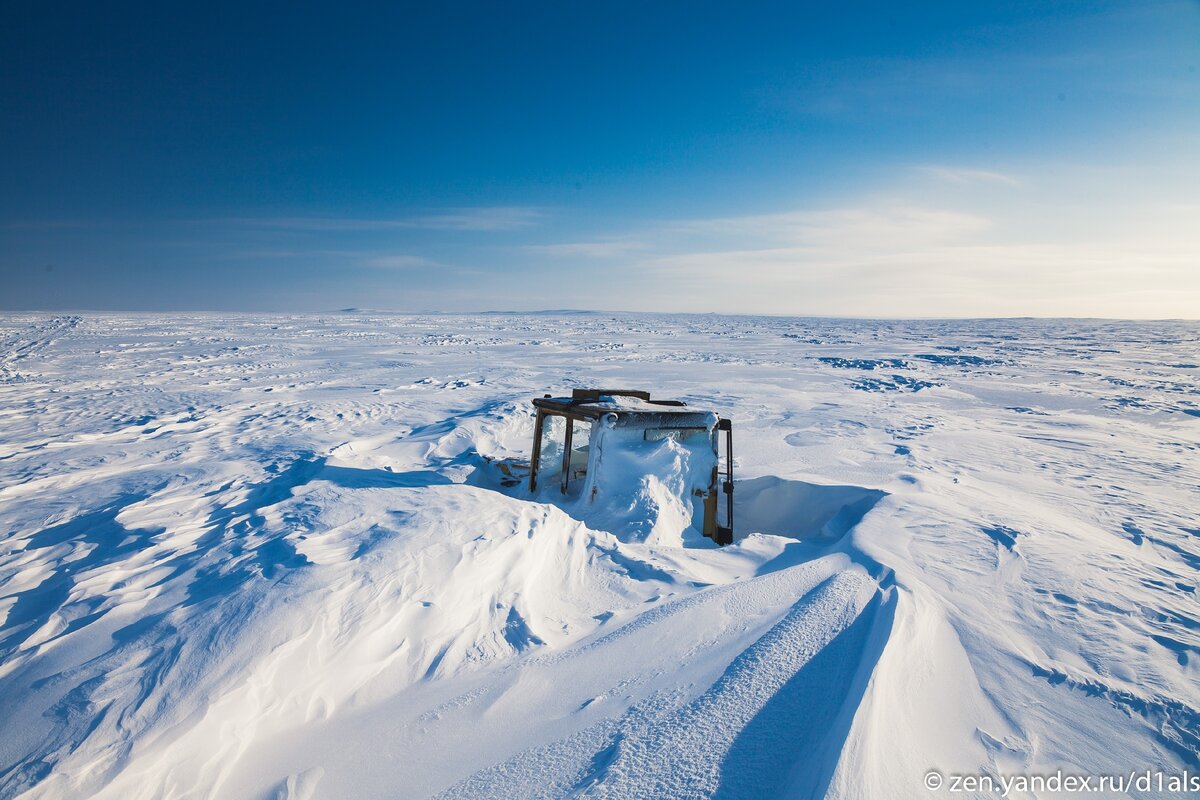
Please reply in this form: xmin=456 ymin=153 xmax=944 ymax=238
xmin=409 ymin=207 xmax=543 ymax=231
xmin=223 ymin=247 xmax=443 ymax=270
xmin=563 ymin=152 xmax=1200 ymax=317
xmin=1 ymin=218 xmax=102 ymax=230
xmin=360 ymin=254 xmax=441 ymax=269
xmin=917 ymin=165 xmax=1021 ymax=186
xmin=672 ymin=206 xmax=992 ymax=248
xmin=216 ymin=206 xmax=543 ymax=232
xmin=225 ymin=248 xmax=366 ymax=260
xmin=523 ymin=240 xmax=646 ymax=258
xmin=756 ymin=3 xmax=1184 ymax=123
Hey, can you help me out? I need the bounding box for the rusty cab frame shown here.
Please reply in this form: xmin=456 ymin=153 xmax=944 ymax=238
xmin=528 ymin=389 xmax=734 ymax=544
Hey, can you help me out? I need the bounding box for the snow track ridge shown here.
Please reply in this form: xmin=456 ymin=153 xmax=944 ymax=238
xmin=439 ymin=567 xmax=892 ymax=800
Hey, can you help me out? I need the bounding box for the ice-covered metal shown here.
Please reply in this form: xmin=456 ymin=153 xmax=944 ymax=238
xmin=529 ymin=389 xmax=734 ymax=544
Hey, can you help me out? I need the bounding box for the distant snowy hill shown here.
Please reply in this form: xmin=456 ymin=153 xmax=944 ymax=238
xmin=0 ymin=312 xmax=1196 ymax=799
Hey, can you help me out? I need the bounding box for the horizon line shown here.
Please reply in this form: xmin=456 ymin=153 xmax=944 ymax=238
xmin=1 ymin=307 xmax=1197 ymax=323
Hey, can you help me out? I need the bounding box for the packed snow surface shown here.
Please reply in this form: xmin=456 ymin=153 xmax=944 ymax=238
xmin=0 ymin=312 xmax=1197 ymax=799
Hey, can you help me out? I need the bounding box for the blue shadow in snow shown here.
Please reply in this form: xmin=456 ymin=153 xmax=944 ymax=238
xmin=1 ymin=488 xmax=169 ymax=664
xmin=179 ymin=454 xmax=452 ymax=606
xmin=714 ymin=588 xmax=897 ymax=800
xmin=735 ymin=476 xmax=886 ymax=543
xmin=1 ymin=455 xmax=455 ymax=654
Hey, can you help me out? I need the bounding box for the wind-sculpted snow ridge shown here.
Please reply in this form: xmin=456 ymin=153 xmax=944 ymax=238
xmin=437 ymin=569 xmax=892 ymax=800
xmin=0 ymin=312 xmax=1197 ymax=799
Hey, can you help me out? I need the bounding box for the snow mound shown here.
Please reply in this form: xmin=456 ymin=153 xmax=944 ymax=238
xmin=576 ymin=433 xmax=716 ymax=547
xmin=1 ymin=312 xmax=1197 ymax=799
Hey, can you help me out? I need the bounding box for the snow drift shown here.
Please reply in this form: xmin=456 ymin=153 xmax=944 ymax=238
xmin=1 ymin=312 xmax=1197 ymax=799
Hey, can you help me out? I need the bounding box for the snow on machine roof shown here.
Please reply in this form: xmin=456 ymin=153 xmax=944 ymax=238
xmin=531 ymin=388 xmax=716 ymax=429
xmin=529 ymin=388 xmax=734 ymax=544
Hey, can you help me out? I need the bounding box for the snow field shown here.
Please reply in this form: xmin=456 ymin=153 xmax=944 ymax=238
xmin=0 ymin=312 xmax=1196 ymax=799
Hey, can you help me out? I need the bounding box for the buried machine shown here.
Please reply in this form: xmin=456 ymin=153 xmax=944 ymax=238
xmin=528 ymin=389 xmax=734 ymax=544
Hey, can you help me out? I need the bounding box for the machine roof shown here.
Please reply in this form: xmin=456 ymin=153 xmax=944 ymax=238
xmin=532 ymin=389 xmax=716 ymax=426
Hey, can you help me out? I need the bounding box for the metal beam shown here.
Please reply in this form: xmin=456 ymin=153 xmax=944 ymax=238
xmin=560 ymin=418 xmax=573 ymax=494
xmin=529 ymin=409 xmax=544 ymax=492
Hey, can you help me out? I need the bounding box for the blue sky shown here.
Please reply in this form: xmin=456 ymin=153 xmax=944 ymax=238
xmin=2 ymin=1 xmax=1197 ymax=316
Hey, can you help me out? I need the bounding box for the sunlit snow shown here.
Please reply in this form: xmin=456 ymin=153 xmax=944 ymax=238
xmin=1 ymin=312 xmax=1197 ymax=799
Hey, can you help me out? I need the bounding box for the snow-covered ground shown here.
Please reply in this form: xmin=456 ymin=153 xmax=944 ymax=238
xmin=1 ymin=312 xmax=1197 ymax=799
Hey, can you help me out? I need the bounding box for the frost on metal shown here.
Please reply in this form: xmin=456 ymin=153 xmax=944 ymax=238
xmin=529 ymin=389 xmax=734 ymax=544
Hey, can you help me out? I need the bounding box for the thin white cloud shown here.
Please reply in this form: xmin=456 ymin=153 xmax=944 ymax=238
xmin=627 ymin=234 xmax=1200 ymax=318
xmin=216 ymin=206 xmax=543 ymax=232
xmin=226 ymin=248 xmax=366 ymax=259
xmin=673 ymin=206 xmax=993 ymax=248
xmin=917 ymin=165 xmax=1021 ymax=186
xmin=222 ymin=248 xmax=442 ymax=270
xmin=1 ymin=219 xmax=101 ymax=230
xmin=756 ymin=3 xmax=1187 ymax=123
xmin=569 ymin=152 xmax=1200 ymax=318
xmin=361 ymin=254 xmax=440 ymax=269
xmin=410 ymin=207 xmax=543 ymax=231
xmin=523 ymin=240 xmax=646 ymax=258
